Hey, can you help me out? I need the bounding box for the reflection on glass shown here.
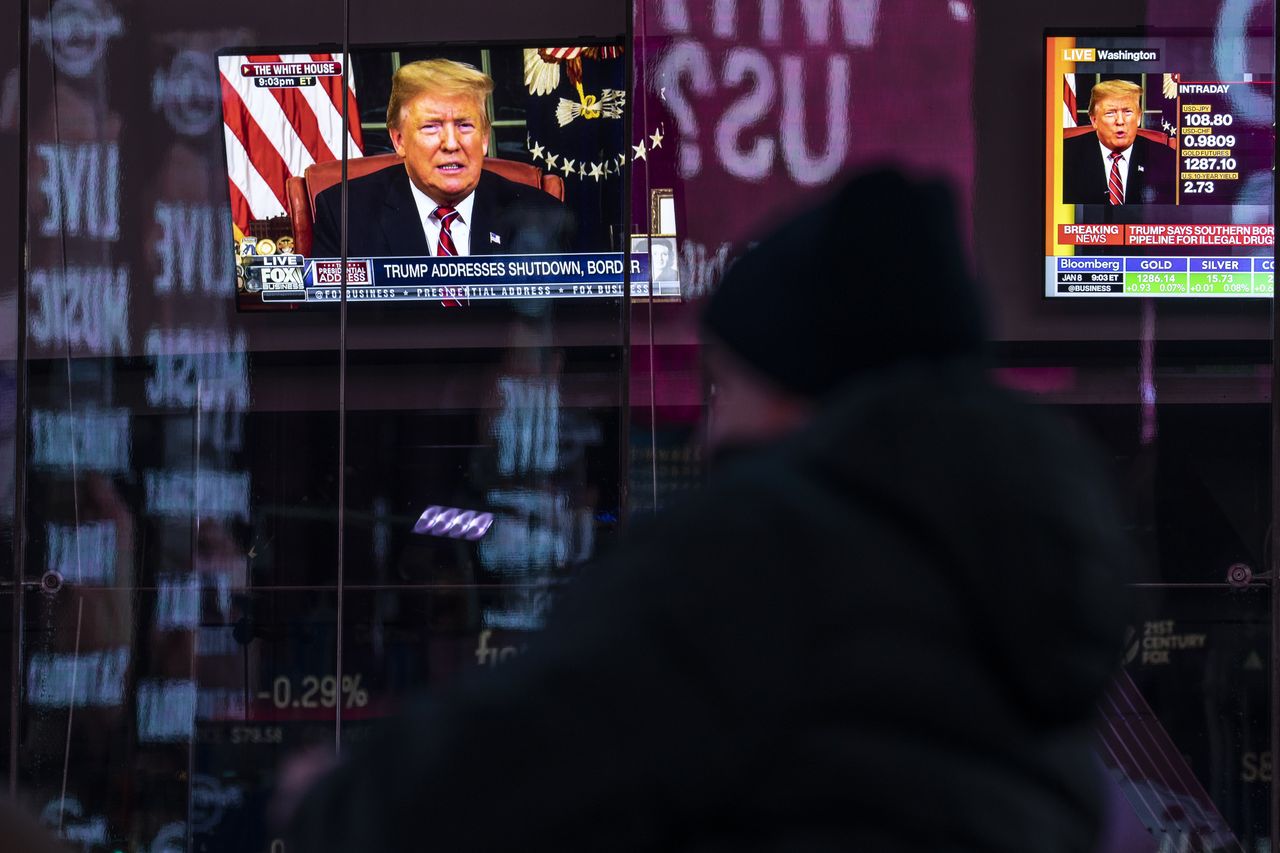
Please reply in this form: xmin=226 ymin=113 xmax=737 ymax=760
xmin=27 ymin=647 xmax=130 ymax=708
xmin=136 ymin=679 xmax=197 ymax=742
xmin=45 ymin=521 xmax=117 ymax=584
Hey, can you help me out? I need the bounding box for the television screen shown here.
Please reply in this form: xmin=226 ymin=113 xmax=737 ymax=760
xmin=1044 ymin=31 xmax=1274 ymax=298
xmin=216 ymin=41 xmax=666 ymax=310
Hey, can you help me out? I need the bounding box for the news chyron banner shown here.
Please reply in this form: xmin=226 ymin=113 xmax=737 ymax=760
xmin=238 ymin=253 xmax=651 ymax=305
xmin=1045 ymin=33 xmax=1275 ymax=298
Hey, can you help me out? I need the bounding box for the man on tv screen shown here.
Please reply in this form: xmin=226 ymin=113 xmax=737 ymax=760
xmin=1062 ymin=78 xmax=1176 ymax=205
xmin=312 ymin=58 xmax=574 ymax=258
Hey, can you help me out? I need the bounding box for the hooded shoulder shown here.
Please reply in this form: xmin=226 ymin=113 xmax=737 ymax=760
xmin=759 ymin=360 xmax=1135 ymax=723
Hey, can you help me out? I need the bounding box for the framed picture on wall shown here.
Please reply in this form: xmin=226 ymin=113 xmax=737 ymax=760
xmin=649 ymin=188 xmax=677 ymax=235
xmin=630 ymin=234 xmax=680 ymax=298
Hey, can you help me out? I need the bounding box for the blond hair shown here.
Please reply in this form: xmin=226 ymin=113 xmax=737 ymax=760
xmin=387 ymin=59 xmax=494 ymax=130
xmin=1087 ymin=79 xmax=1142 ymax=117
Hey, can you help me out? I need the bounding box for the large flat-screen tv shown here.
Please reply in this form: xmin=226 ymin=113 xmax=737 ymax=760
xmin=1044 ymin=29 xmax=1274 ymax=299
xmin=215 ymin=40 xmax=669 ymax=310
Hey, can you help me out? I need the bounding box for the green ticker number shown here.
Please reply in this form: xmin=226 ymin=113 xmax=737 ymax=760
xmin=1188 ymin=272 xmax=1253 ymax=294
xmin=1125 ymin=272 xmax=1187 ymax=294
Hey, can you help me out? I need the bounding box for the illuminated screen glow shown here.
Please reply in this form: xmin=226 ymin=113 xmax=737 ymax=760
xmin=1044 ymin=31 xmax=1274 ymax=298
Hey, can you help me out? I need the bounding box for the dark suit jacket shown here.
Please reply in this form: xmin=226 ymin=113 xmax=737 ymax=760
xmin=311 ymin=166 xmax=574 ymax=257
xmin=1061 ymin=132 xmax=1177 ymax=205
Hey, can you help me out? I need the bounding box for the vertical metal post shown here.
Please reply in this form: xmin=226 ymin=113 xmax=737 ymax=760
xmin=1271 ymin=6 xmax=1279 ymax=846
xmin=618 ymin=0 xmax=636 ymax=530
xmin=335 ymin=0 xmax=352 ymax=757
xmin=9 ymin=0 xmax=31 ymax=801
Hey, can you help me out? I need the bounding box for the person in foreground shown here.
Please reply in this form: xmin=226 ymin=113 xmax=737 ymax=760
xmin=311 ymin=58 xmax=573 ymax=258
xmin=286 ymin=169 xmax=1135 ymax=852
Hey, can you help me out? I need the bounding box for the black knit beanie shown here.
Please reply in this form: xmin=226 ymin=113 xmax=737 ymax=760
xmin=700 ymin=169 xmax=988 ymax=399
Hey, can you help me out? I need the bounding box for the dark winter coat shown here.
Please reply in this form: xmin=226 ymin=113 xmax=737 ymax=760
xmin=288 ymin=359 xmax=1133 ymax=852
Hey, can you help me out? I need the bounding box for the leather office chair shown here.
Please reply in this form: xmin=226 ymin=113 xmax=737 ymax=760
xmin=285 ymin=154 xmax=566 ymax=257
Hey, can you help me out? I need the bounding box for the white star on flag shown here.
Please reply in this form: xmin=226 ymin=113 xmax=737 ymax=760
xmin=649 ymin=128 xmax=664 ymax=149
xmin=530 ymin=141 xmax=545 ymax=161
xmin=545 ymin=153 xmax=559 ymax=169
xmin=561 ymin=157 xmax=576 ymax=177
xmin=589 ymin=162 xmax=604 ymax=181
xmin=632 ymin=141 xmax=647 ymax=161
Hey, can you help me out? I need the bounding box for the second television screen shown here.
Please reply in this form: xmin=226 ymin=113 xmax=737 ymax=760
xmin=1043 ymin=31 xmax=1275 ymax=299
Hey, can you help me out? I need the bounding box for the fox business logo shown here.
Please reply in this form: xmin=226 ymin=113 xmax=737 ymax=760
xmin=244 ymin=255 xmax=305 ymax=289
xmin=258 ymin=267 xmax=304 ymax=287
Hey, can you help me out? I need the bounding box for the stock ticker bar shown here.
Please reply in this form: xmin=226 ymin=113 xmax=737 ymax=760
xmin=1177 ymin=82 xmax=1274 ymax=205
xmin=242 ymin=252 xmax=673 ymax=304
xmin=1055 ymin=256 xmax=1275 ymax=296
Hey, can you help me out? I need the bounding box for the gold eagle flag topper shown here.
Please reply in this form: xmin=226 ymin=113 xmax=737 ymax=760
xmin=524 ymin=46 xmax=626 ymax=127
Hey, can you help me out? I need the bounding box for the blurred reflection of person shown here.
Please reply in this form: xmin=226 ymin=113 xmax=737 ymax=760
xmin=312 ymin=59 xmax=573 ymax=258
xmin=285 ymin=170 xmax=1133 ymax=853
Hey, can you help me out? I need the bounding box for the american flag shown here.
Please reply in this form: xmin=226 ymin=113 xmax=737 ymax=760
xmin=218 ymin=53 xmax=364 ymax=235
xmin=1063 ymin=73 xmax=1078 ymax=128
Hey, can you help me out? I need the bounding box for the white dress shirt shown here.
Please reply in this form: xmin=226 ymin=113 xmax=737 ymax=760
xmin=407 ymin=180 xmax=476 ymax=256
xmin=1098 ymin=140 xmax=1133 ymax=201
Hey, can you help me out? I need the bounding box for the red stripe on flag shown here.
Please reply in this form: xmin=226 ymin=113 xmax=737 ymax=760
xmin=257 ymin=53 xmax=338 ymax=165
xmin=312 ymin=53 xmax=364 ymax=153
xmin=220 ymin=72 xmax=291 ymax=212
xmin=227 ymin=178 xmax=252 ymax=235
xmin=1063 ymin=78 xmax=1077 ymax=119
xmin=346 ymin=83 xmax=364 ymax=151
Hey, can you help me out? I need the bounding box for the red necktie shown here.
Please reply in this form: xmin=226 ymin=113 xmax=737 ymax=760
xmin=1108 ymin=151 xmax=1125 ymax=205
xmin=433 ymin=206 xmax=464 ymax=306
xmin=433 ymin=206 xmax=461 ymax=255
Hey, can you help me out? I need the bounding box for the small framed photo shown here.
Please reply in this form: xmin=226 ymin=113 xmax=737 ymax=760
xmin=630 ymin=234 xmax=680 ymax=298
xmin=649 ymin=188 xmax=677 ymax=236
